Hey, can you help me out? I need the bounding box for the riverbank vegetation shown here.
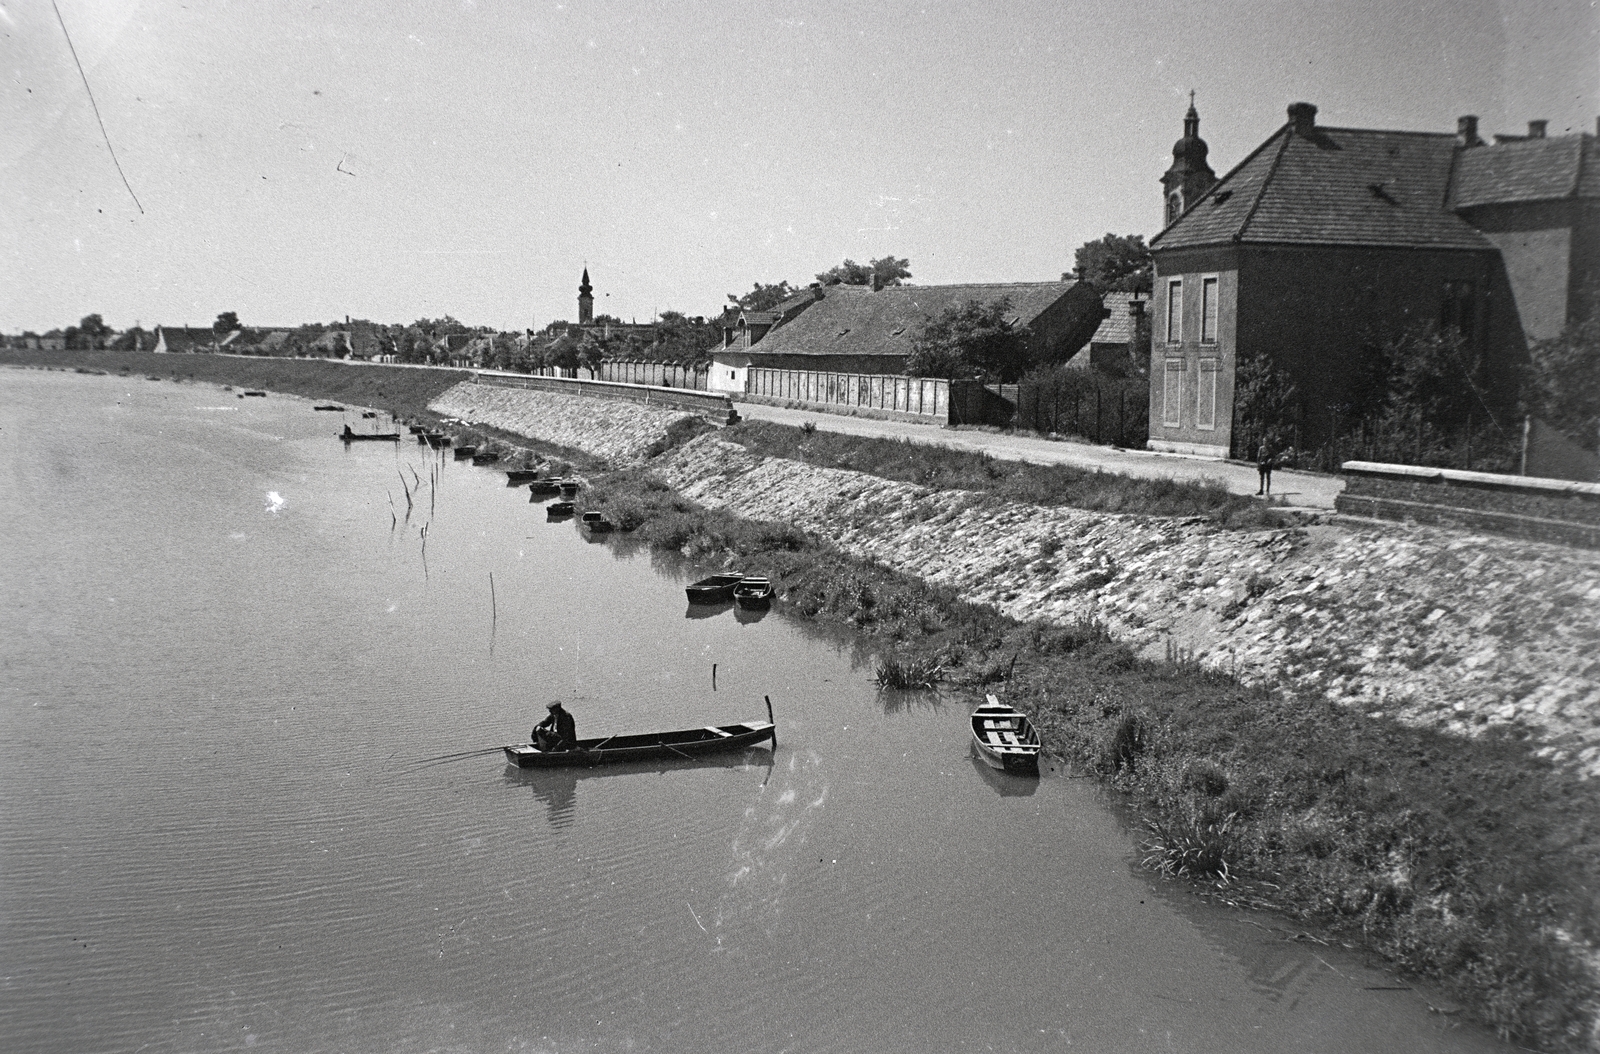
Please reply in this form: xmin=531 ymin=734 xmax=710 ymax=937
xmin=14 ymin=350 xmax=1596 ymax=1049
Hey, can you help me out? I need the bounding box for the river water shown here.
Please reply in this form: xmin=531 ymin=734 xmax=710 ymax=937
xmin=0 ymin=367 xmax=1509 ymax=1053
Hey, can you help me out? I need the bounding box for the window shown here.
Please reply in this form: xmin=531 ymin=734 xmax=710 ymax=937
xmin=1166 ymin=193 xmax=1182 ymax=226
xmin=1163 ymin=359 xmax=1184 ymax=428
xmin=1165 ymin=279 xmax=1183 ymax=344
xmin=1197 ymin=358 xmax=1220 ymax=430
xmin=1200 ymin=276 xmax=1219 ymax=344
xmin=1441 ymin=280 xmax=1476 ymax=342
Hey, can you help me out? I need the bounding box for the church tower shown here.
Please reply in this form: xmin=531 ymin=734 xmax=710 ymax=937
xmin=578 ymin=268 xmax=594 ymax=325
xmin=1162 ymin=94 xmax=1217 ymax=228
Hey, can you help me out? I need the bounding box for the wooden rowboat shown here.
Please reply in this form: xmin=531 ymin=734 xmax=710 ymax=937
xmin=453 ymin=446 xmax=478 ymax=460
xmin=314 ymin=404 xmax=345 ymax=412
xmin=547 ymin=501 xmax=575 ymax=518
xmin=505 ymin=707 xmax=777 ymax=769
xmin=528 ymin=478 xmax=562 ymax=496
xmin=471 ymin=451 xmax=502 ymax=466
xmin=686 ymin=572 xmax=746 ymax=604
xmin=581 ymin=511 xmax=615 ymax=532
xmin=733 ymin=576 xmax=774 ymax=608
xmin=970 ymin=695 xmax=1041 ymax=776
xmin=340 ymin=425 xmax=400 ymax=442
xmin=505 ymin=469 xmax=542 ymax=484
xmin=557 ymin=480 xmax=581 ymax=496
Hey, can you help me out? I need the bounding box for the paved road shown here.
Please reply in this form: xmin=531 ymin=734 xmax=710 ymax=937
xmin=733 ymin=401 xmax=1343 ymax=509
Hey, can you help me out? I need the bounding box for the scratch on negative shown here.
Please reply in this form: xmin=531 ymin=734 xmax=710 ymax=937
xmin=687 ymin=902 xmax=708 ymax=934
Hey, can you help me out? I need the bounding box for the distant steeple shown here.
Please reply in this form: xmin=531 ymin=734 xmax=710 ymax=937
xmin=578 ymin=268 xmax=594 ymax=325
xmin=1162 ymin=93 xmax=1217 ymax=228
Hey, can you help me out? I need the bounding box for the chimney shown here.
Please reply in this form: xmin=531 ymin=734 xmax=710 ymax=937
xmin=1527 ymin=120 xmax=1547 ymax=139
xmin=1457 ymin=115 xmax=1482 ymax=147
xmin=1287 ymin=102 xmax=1317 ymax=135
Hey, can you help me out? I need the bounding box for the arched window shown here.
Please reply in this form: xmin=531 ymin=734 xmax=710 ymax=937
xmin=1166 ymin=192 xmax=1182 ymax=226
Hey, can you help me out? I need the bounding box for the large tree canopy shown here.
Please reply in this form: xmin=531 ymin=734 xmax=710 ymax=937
xmin=905 ymin=297 xmax=1027 ymax=382
xmin=1067 ymin=234 xmax=1152 ymax=293
xmin=729 ymin=281 xmax=799 ymax=312
xmin=816 ymin=256 xmax=911 ymax=288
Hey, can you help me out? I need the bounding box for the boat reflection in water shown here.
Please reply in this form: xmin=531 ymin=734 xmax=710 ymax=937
xmin=733 ymin=603 xmax=769 ymax=625
xmin=504 ymin=750 xmax=777 ymax=828
xmin=683 ymin=600 xmax=735 ymax=620
xmin=968 ymin=751 xmax=1039 ymax=797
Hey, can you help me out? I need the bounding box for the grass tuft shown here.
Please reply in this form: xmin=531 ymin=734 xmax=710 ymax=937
xmin=874 ymin=652 xmax=945 ymax=689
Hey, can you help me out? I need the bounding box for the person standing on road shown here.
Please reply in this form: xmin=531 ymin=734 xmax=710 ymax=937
xmin=1256 ymin=442 xmax=1274 ymax=497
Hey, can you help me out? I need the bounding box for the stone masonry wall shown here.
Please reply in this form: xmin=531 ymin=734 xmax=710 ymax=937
xmin=651 ymin=435 xmax=1600 ymax=776
xmin=429 ymin=381 xmax=696 ymax=466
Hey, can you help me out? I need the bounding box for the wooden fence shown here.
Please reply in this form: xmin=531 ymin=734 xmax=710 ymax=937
xmin=597 ymin=360 xmax=708 ymax=390
xmin=748 ymin=367 xmax=950 ymax=419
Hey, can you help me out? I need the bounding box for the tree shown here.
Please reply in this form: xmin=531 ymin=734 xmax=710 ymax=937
xmin=1067 ymin=234 xmax=1152 ymax=293
xmin=1524 ymin=318 xmax=1600 ymax=451
xmin=816 ymin=255 xmax=912 ymax=288
xmin=728 ymin=281 xmax=799 ymax=312
xmin=905 ymin=297 xmax=1028 ymax=382
xmin=213 ymin=311 xmax=242 ymax=335
xmin=67 ymin=313 xmax=113 ymax=349
xmin=651 ymin=311 xmax=722 ymax=366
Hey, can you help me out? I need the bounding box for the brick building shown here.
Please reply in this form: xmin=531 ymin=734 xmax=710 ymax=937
xmin=1147 ymin=102 xmax=1600 ymax=459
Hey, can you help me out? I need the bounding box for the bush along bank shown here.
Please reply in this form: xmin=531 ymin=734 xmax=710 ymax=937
xmin=22 ymin=352 xmax=1599 ymax=1048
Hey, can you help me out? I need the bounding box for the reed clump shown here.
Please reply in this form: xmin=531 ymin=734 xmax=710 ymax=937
xmin=874 ymin=651 xmax=946 ymax=689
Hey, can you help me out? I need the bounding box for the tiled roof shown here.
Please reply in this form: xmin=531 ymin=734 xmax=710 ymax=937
xmin=1450 ymin=134 xmax=1598 ymax=208
xmin=1153 ymin=125 xmax=1490 ymax=251
xmin=1088 ymin=291 xmax=1150 ymax=345
xmin=156 ymin=326 xmax=218 ymax=351
xmin=733 ymin=281 xmax=1080 ymax=361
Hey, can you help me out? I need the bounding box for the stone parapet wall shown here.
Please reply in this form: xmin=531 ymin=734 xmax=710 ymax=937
xmin=473 ymin=370 xmax=737 ymax=423
xmin=1337 ymin=461 xmax=1600 ymax=548
xmin=428 ymin=380 xmax=697 ymax=466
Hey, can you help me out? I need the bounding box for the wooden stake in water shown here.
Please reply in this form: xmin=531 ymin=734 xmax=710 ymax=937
xmin=490 ymin=572 xmax=497 ymax=626
xmin=712 ymin=663 xmax=717 ymax=691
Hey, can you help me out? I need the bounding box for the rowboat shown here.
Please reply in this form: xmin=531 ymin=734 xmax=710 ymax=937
xmin=314 ymin=404 xmax=345 ymax=412
xmin=504 ymin=708 xmax=777 ymax=769
xmin=528 ymin=478 xmax=562 ymax=496
xmin=581 ymin=511 xmax=615 ymax=532
xmin=244 ymin=390 xmax=267 ymax=397
xmin=453 ymin=446 xmax=478 ymax=460
xmin=340 ymin=425 xmax=400 ymax=442
xmin=547 ymin=501 xmax=575 ymax=518
xmin=471 ymin=452 xmax=501 ymax=465
xmin=505 ymin=469 xmax=542 ymax=484
xmin=733 ymin=576 xmax=774 ymax=608
xmin=686 ymin=572 xmax=746 ymax=604
xmin=970 ymin=695 xmax=1042 ymax=776
xmin=557 ymin=480 xmax=581 ymax=497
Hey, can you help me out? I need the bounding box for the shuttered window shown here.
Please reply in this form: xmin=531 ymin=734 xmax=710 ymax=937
xmin=1163 ymin=359 xmax=1183 ymax=428
xmin=1201 ymin=276 xmax=1218 ymax=344
xmin=1197 ymin=358 xmax=1220 ymax=430
xmin=1165 ymin=279 xmax=1183 ymax=344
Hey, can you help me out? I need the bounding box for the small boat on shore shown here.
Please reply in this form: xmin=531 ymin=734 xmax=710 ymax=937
xmin=686 ymin=572 xmax=746 ymax=604
xmin=471 ymin=452 xmax=502 ymax=465
xmin=547 ymin=501 xmax=575 ymax=518
xmin=970 ymin=695 xmax=1042 ymax=776
xmin=557 ymin=479 xmax=581 ymax=497
xmin=244 ymin=390 xmax=267 ymax=397
xmin=505 ymin=704 xmax=777 ymax=769
xmin=505 ymin=469 xmax=542 ymax=485
xmin=528 ymin=478 xmax=562 ymax=496
xmin=340 ymin=425 xmax=400 ymax=442
xmin=733 ymin=576 xmax=775 ymax=608
xmin=453 ymin=446 xmax=478 ymax=460
xmin=314 ymin=404 xmax=345 ymax=412
xmin=581 ymin=511 xmax=615 ymax=533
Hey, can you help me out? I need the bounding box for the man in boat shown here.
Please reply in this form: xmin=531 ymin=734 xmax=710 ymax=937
xmin=534 ymin=701 xmax=577 ymax=752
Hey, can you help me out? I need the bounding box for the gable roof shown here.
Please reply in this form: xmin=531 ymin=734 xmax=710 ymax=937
xmin=1088 ymin=291 xmax=1150 ymax=345
xmin=1153 ymin=123 xmax=1490 ymax=252
xmin=155 ymin=325 xmax=219 ymax=352
xmin=730 ymin=282 xmax=1081 ymax=361
xmin=1450 ymin=134 xmax=1599 ymax=208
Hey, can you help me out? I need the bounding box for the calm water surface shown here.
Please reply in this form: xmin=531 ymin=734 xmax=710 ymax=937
xmin=0 ymin=368 xmax=1509 ymax=1053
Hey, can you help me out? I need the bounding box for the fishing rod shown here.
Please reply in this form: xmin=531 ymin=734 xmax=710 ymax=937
xmin=410 ymin=745 xmax=506 ymax=765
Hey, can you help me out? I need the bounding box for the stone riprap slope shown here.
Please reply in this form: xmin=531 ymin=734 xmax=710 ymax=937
xmin=654 ymin=435 xmax=1600 ymax=775
xmin=429 ymin=381 xmax=695 ymax=466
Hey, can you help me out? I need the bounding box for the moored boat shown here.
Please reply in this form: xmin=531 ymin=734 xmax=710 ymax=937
xmin=471 ymin=451 xmax=502 ymax=465
xmin=505 ymin=707 xmax=777 ymax=768
xmin=422 ymin=433 xmax=451 ymax=448
xmin=313 ymin=404 xmax=345 ymax=412
xmin=547 ymin=501 xmax=576 ymax=518
xmin=528 ymin=478 xmax=562 ymax=496
xmin=244 ymin=390 xmax=267 ymax=397
xmin=557 ymin=479 xmax=581 ymax=496
xmin=970 ymin=695 xmax=1042 ymax=776
xmin=453 ymin=446 xmax=478 ymax=460
xmin=686 ymin=572 xmax=746 ymax=604
xmin=581 ymin=510 xmax=615 ymax=532
xmin=340 ymin=424 xmax=401 ymax=442
xmin=733 ymin=576 xmax=775 ymax=608
xmin=505 ymin=469 xmax=542 ymax=484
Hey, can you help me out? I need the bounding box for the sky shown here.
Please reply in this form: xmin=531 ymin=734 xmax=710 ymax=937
xmin=2 ymin=0 xmax=1596 ymax=334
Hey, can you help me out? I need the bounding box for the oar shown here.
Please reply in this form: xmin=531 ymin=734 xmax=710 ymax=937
xmin=766 ymin=695 xmax=777 ymax=752
xmin=411 ymin=746 xmax=507 ymax=765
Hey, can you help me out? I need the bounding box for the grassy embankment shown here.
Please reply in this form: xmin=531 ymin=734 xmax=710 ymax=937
xmin=15 ymin=349 xmax=1598 ymax=1049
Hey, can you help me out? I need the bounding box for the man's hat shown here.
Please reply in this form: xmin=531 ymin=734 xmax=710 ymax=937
xmin=546 ymin=701 xmax=564 ymax=710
